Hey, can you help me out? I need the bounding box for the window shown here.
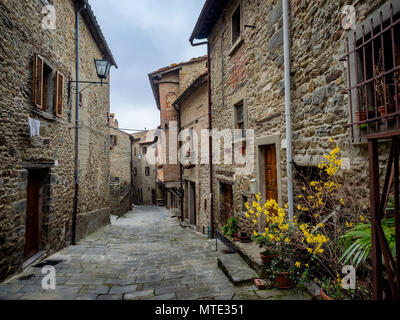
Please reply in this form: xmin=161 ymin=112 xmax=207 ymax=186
xmin=110 ymin=135 xmax=117 ymax=147
xmin=133 ymin=168 xmax=137 ymax=176
xmin=232 ymin=4 xmax=241 ymax=44
xmin=143 ymin=147 xmax=147 ymax=154
xmin=235 ymin=101 xmax=246 ymax=138
xmin=344 ymin=5 xmax=400 ymax=142
xmin=134 ymin=147 xmax=137 ymax=156
xmin=32 ymin=54 xmax=63 ymax=117
xmin=145 ymin=167 xmax=150 ymax=176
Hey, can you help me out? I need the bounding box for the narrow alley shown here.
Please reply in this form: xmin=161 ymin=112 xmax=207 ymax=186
xmin=0 ymin=206 xmax=307 ymax=300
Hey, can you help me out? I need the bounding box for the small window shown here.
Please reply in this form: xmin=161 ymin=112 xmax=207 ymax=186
xmin=134 ymin=147 xmax=137 ymax=156
xmin=133 ymin=168 xmax=137 ymax=176
xmin=145 ymin=167 xmax=150 ymax=176
xmin=232 ymin=4 xmax=241 ymax=44
xmin=235 ymin=101 xmax=246 ymax=138
xmin=143 ymin=147 xmax=147 ymax=154
xmin=32 ymin=54 xmax=63 ymax=117
xmin=110 ymin=135 xmax=117 ymax=147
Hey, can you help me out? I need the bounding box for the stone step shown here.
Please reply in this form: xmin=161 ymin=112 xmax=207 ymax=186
xmin=217 ymin=253 xmax=258 ymax=286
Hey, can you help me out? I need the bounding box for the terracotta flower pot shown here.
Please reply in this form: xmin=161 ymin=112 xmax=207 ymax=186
xmin=320 ymin=288 xmax=334 ymax=300
xmin=355 ymin=110 xmax=367 ymax=123
xmin=259 ymin=252 xmax=277 ymax=264
xmin=275 ymin=272 xmax=294 ymax=289
xmin=378 ymin=104 xmax=396 ymax=117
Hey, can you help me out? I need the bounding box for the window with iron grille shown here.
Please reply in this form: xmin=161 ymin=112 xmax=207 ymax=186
xmin=344 ymin=2 xmax=400 ymax=142
xmin=145 ymin=167 xmax=150 ymax=176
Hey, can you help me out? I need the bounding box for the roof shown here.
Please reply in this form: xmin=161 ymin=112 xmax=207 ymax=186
xmin=148 ymin=56 xmax=208 ymax=110
xmin=189 ymin=0 xmax=229 ymax=42
xmin=75 ymin=0 xmax=118 ymax=68
xmin=173 ymin=72 xmax=208 ymax=107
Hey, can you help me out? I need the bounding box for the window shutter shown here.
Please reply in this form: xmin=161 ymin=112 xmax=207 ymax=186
xmin=54 ymin=72 xmax=64 ymax=117
xmin=32 ymin=54 xmax=44 ymax=109
xmin=114 ymin=135 xmax=118 ymax=146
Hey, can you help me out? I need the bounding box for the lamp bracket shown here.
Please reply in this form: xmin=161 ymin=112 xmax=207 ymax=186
xmin=68 ymin=80 xmax=109 ymax=104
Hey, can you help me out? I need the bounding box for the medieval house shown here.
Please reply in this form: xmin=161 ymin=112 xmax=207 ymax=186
xmin=109 ymin=114 xmax=133 ymax=215
xmin=173 ymin=72 xmax=210 ymax=233
xmin=0 ymin=0 xmax=117 ymax=280
xmin=131 ymin=130 xmax=158 ymax=206
xmin=148 ymin=56 xmax=208 ymax=211
xmin=189 ymin=0 xmax=399 ymax=242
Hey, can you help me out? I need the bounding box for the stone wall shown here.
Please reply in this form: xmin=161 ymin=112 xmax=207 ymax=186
xmin=180 ymin=77 xmax=210 ymax=234
xmin=110 ymin=127 xmax=132 ymax=187
xmin=206 ymin=0 xmax=390 ymax=235
xmin=0 ymin=0 xmax=112 ymax=281
xmin=132 ymin=130 xmax=157 ymax=205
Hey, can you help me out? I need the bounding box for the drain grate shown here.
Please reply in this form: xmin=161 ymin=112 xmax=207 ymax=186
xmin=33 ymin=259 xmax=63 ymax=268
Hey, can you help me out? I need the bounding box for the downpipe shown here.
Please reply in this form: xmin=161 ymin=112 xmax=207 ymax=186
xmin=283 ymin=0 xmax=294 ymax=222
xmin=72 ymin=3 xmax=87 ymax=245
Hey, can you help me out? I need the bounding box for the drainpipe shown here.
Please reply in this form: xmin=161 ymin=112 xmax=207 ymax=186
xmin=190 ymin=38 xmax=214 ymax=238
xmin=173 ymin=103 xmax=184 ymax=222
xmin=72 ymin=3 xmax=87 ymax=245
xmin=283 ymin=0 xmax=294 ymax=222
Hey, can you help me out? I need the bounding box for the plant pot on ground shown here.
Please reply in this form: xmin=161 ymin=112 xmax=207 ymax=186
xmin=259 ymin=250 xmax=278 ymax=264
xmin=275 ymin=272 xmax=295 ymax=289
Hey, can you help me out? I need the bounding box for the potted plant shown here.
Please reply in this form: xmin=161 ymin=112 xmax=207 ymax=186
xmin=221 ymin=217 xmax=238 ymax=239
xmin=268 ymin=255 xmax=295 ymax=289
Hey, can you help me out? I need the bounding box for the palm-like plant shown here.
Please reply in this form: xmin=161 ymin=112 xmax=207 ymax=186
xmin=339 ymin=218 xmax=396 ymax=268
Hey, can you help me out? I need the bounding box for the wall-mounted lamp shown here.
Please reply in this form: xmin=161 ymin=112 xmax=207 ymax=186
xmin=68 ymin=58 xmax=111 ymax=103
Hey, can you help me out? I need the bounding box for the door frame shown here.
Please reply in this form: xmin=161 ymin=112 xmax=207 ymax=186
xmin=256 ymin=134 xmax=283 ymax=206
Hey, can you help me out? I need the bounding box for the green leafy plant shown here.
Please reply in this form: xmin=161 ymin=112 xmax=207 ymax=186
xmin=221 ymin=217 xmax=238 ymax=238
xmin=339 ymin=218 xmax=396 ymax=267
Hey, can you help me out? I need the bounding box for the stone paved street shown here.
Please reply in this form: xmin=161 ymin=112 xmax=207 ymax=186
xmin=0 ymin=206 xmax=308 ymax=300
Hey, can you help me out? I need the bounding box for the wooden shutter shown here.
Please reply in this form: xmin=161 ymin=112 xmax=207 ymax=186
xmin=32 ymin=54 xmax=44 ymax=109
xmin=114 ymin=135 xmax=118 ymax=146
xmin=54 ymin=72 xmax=64 ymax=117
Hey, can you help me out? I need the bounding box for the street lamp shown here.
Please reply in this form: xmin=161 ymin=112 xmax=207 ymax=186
xmin=94 ymin=58 xmax=112 ymax=80
xmin=68 ymin=58 xmax=111 ymax=102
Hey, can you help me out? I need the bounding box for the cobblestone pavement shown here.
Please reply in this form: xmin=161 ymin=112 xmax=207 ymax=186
xmin=0 ymin=206 xmax=309 ymax=300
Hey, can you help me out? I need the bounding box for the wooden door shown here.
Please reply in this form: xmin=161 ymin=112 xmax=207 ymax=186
xmin=189 ymin=182 xmax=196 ymax=225
xmin=223 ymin=184 xmax=233 ymax=222
xmin=264 ymin=145 xmax=278 ymax=201
xmin=24 ymin=170 xmax=41 ymax=260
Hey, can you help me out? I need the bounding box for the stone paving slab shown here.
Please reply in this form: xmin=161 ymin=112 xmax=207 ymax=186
xmin=217 ymin=254 xmax=258 ymax=286
xmin=0 ymin=205 xmax=309 ymax=300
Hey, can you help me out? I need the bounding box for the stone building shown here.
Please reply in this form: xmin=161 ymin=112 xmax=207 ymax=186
xmin=0 ymin=0 xmax=117 ymax=280
xmin=173 ymin=73 xmax=210 ymax=233
xmin=131 ymin=130 xmax=158 ymax=205
xmin=109 ymin=114 xmax=133 ymax=215
xmin=148 ymin=56 xmax=208 ymax=210
xmin=189 ymin=0 xmax=398 ymax=235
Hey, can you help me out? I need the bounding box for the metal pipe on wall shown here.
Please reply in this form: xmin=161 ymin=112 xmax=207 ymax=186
xmin=72 ymin=3 xmax=87 ymax=245
xmin=282 ymin=0 xmax=294 ymax=221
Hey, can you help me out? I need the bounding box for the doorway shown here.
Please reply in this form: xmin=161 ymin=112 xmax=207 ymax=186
xmin=24 ymin=169 xmax=46 ymax=261
xmin=263 ymin=144 xmax=278 ymax=202
xmin=220 ymin=183 xmax=233 ymax=224
xmin=188 ymin=182 xmax=196 ymax=226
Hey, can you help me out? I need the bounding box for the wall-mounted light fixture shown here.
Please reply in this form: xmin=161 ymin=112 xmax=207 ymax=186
xmin=68 ymin=58 xmax=111 ymax=103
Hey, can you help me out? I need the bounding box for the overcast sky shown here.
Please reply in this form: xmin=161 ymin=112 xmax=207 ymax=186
xmin=90 ymin=0 xmax=206 ymax=132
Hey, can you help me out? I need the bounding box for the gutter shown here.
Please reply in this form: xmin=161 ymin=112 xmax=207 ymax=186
xmin=283 ymin=0 xmax=294 ymax=222
xmin=190 ymin=38 xmax=214 ymax=239
xmin=72 ymin=3 xmax=87 ymax=245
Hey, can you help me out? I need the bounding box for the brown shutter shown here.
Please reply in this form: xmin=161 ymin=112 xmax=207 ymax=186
xmin=114 ymin=135 xmax=117 ymax=146
xmin=54 ymin=72 xmax=64 ymax=117
xmin=32 ymin=54 xmax=44 ymax=109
